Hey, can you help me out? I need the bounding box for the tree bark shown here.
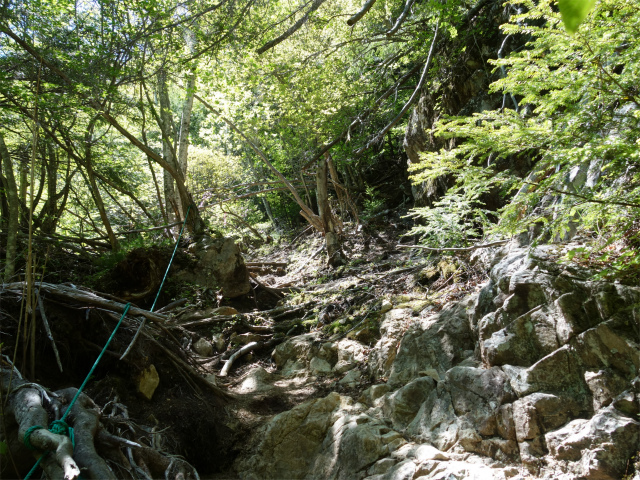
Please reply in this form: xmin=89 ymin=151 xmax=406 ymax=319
xmin=38 ymin=142 xmax=59 ymax=234
xmin=176 ymin=28 xmax=197 ymax=219
xmin=84 ymin=120 xmax=119 ymax=252
xmin=157 ymin=67 xmax=179 ymax=225
xmin=19 ymin=157 xmax=28 ymax=215
xmin=316 ymin=153 xmax=347 ymax=268
xmin=0 ymin=133 xmax=19 ymax=282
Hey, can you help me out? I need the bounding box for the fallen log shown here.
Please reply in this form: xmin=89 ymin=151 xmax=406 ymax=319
xmin=2 ymin=282 xmax=168 ymax=325
xmin=156 ymin=298 xmax=188 ymax=313
xmin=218 ymin=338 xmax=281 ymax=377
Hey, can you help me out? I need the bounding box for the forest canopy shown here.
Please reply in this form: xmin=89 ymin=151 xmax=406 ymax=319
xmin=1 ymin=0 xmax=638 ymax=277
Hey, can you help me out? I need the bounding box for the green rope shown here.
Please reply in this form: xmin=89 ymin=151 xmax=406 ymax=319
xmin=61 ymin=302 xmax=132 ymax=422
xmin=150 ymin=204 xmax=191 ymax=313
xmin=23 ymin=425 xmax=44 ymax=451
xmin=23 ymin=206 xmax=194 ymax=479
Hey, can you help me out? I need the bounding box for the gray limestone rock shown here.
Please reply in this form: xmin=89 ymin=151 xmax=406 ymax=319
xmin=177 ymin=237 xmax=250 ymax=298
xmin=383 ymin=377 xmax=436 ymax=429
xmin=386 ymin=302 xmax=474 ymax=387
xmin=546 ymin=406 xmax=640 ymax=479
xmin=193 ymin=337 xmax=214 ymax=357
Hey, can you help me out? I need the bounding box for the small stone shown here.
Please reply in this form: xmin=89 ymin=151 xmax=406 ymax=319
xmin=205 ymin=373 xmax=217 ymax=386
xmin=310 ymin=357 xmax=332 ymax=374
xmin=413 ymin=444 xmax=450 ymax=462
xmin=194 ymin=338 xmax=214 ymax=356
xmin=235 ymin=333 xmax=263 ymax=345
xmin=339 ymin=369 xmax=361 ymax=385
xmin=212 ymin=306 xmax=238 ymax=316
xmin=138 ymin=364 xmax=160 ymax=400
xmin=212 ymin=334 xmax=226 ymax=352
xmin=358 ymin=384 xmax=391 ymax=406
xmin=381 ymin=300 xmax=392 ymax=313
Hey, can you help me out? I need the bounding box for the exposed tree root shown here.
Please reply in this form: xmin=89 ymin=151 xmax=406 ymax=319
xmin=0 ymin=364 xmax=199 ymax=480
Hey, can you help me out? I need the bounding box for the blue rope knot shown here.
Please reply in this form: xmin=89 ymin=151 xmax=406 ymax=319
xmin=23 ymin=425 xmax=44 ymax=450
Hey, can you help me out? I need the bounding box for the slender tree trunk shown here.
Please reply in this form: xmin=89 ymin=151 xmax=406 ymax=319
xmin=157 ymin=67 xmax=179 ymax=224
xmin=176 ymin=78 xmax=195 ymax=219
xmin=176 ymin=27 xmax=197 ymax=219
xmin=148 ymin=158 xmax=172 ymax=238
xmin=0 ymin=172 xmax=9 ymax=232
xmin=317 ymin=153 xmax=346 ymax=268
xmin=0 ymin=133 xmax=19 ymax=282
xmin=19 ymin=160 xmax=27 ymax=212
xmin=51 ymin=156 xmax=74 ymax=232
xmin=39 ymin=142 xmax=59 ymax=234
xmin=262 ymin=197 xmax=276 ymax=225
xmin=84 ymin=121 xmax=119 ymax=251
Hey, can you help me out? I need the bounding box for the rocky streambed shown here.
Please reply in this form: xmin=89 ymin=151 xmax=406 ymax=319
xmin=230 ymin=242 xmax=640 ymax=480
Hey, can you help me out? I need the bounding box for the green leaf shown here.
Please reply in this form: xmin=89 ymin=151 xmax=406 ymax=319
xmin=0 ymin=441 xmax=8 ymax=455
xmin=558 ymin=0 xmax=596 ymax=34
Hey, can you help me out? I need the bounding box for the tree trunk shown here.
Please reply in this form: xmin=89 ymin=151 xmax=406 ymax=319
xmin=50 ymin=156 xmax=74 ymax=233
xmin=316 ymin=153 xmax=347 ymax=268
xmin=262 ymin=197 xmax=276 ymax=225
xmin=157 ymin=67 xmax=179 ymax=224
xmin=39 ymin=142 xmax=59 ymax=234
xmin=19 ymin=159 xmax=28 ymax=213
xmin=176 ymin=28 xmax=197 ymax=208
xmin=0 ymin=133 xmax=19 ymax=282
xmin=84 ymin=121 xmax=119 ymax=251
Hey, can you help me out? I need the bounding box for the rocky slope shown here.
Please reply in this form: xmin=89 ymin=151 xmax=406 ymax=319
xmin=232 ymin=241 xmax=640 ymax=480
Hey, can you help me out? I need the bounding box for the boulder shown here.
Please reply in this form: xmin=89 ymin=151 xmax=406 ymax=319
xmin=545 ymin=406 xmax=640 ymax=479
xmin=406 ymin=386 xmax=459 ymax=451
xmin=212 ymin=333 xmax=226 ymax=352
xmin=236 ymin=367 xmax=276 ymax=394
xmin=310 ymin=357 xmax=332 ymax=375
xmin=236 ymin=392 xmax=403 ymax=480
xmin=512 ymin=393 xmax=583 ymax=443
xmin=482 ymin=306 xmax=559 ymax=367
xmin=383 ymin=377 xmax=436 ymax=429
xmin=368 ymin=308 xmax=412 ymax=381
xmin=176 ymin=237 xmax=250 ymax=298
xmin=193 ymin=338 xmax=214 ymax=357
xmin=272 ymin=332 xmax=325 ymax=375
xmin=359 ymin=384 xmax=392 ymax=407
xmin=501 ymin=346 xmax=587 ymax=398
xmin=333 ymin=338 xmax=367 ymax=374
xmin=445 ymin=366 xmax=515 ymax=437
xmin=385 ymin=301 xmax=474 ymax=387
xmin=339 ymin=369 xmax=362 ymax=385
xmin=584 ymin=369 xmax=629 ymax=410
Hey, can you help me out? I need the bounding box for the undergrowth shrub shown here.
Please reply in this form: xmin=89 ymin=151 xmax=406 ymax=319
xmin=408 ymin=0 xmax=640 ymax=277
